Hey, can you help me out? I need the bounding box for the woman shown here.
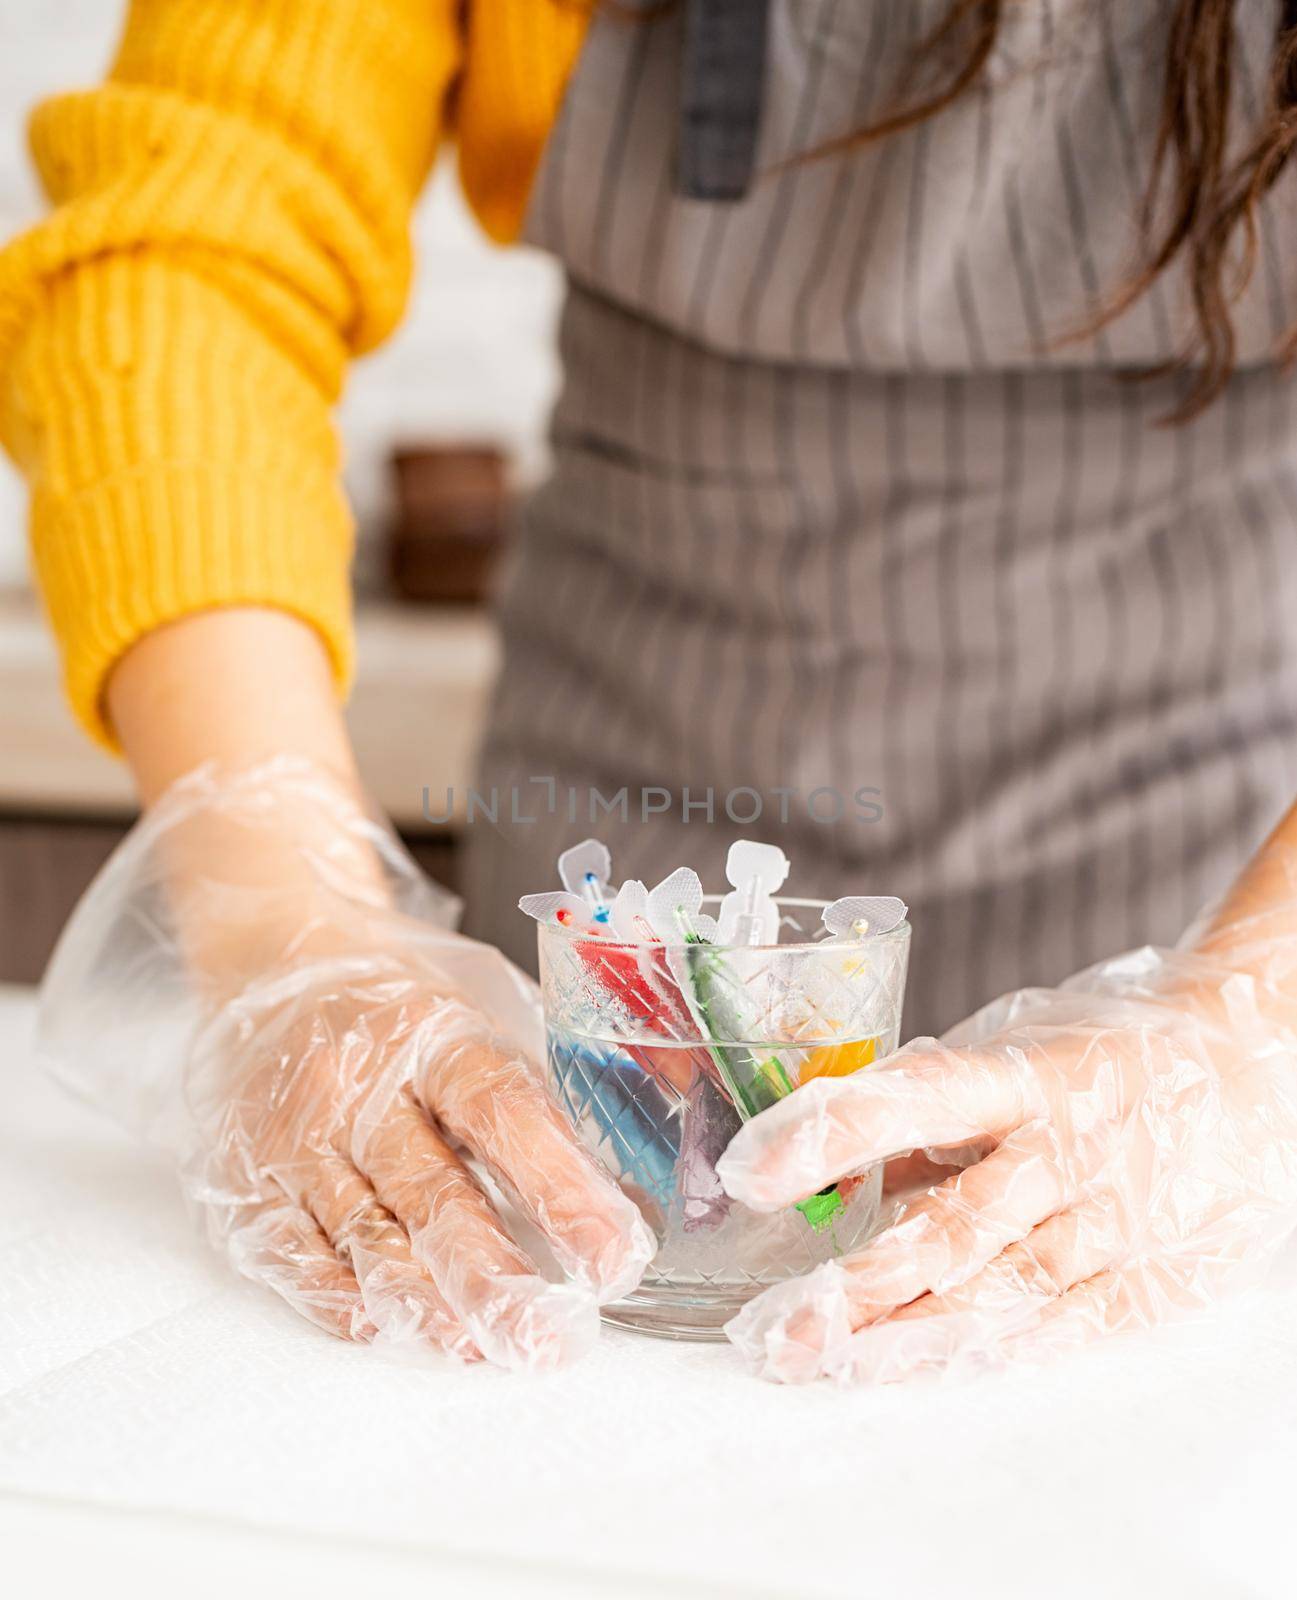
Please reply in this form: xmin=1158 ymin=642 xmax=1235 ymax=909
xmin=4 ymin=0 xmax=1297 ymax=1382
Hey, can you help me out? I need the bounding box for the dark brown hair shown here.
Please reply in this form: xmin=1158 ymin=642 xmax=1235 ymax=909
xmin=806 ymin=0 xmax=1297 ymax=422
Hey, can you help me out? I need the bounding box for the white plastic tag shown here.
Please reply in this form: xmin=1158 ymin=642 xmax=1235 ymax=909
xmin=821 ymin=895 xmax=908 ymax=939
xmin=718 ymin=840 xmax=790 ymax=946
xmin=518 ymin=891 xmax=600 ymax=930
xmin=557 ymin=839 xmax=613 ymax=922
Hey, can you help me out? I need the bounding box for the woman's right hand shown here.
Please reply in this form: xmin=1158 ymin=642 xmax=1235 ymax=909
xmin=39 ymin=758 xmax=654 ymax=1369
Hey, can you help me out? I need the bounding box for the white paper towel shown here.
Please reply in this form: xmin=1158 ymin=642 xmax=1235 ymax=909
xmin=1 ymin=985 xmax=1293 ymax=1598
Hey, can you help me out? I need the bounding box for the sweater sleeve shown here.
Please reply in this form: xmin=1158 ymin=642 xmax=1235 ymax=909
xmin=0 ymin=0 xmax=461 ymax=748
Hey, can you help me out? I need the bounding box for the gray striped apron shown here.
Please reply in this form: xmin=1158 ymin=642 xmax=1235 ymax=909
xmin=461 ymin=0 xmax=1297 ymax=1041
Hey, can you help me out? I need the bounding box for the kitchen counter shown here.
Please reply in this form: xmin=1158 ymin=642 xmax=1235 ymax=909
xmin=0 ymin=982 xmax=1293 ymax=1598
xmin=0 ymin=590 xmax=499 ymax=827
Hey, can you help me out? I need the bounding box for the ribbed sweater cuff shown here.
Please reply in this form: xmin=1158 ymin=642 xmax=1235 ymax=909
xmin=31 ymin=463 xmax=354 ymax=751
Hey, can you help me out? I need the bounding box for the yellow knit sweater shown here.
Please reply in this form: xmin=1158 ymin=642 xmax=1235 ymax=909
xmin=0 ymin=0 xmax=590 ymax=746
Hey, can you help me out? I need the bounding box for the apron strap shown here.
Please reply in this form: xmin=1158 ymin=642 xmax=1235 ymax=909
xmin=676 ymin=0 xmax=771 ymax=201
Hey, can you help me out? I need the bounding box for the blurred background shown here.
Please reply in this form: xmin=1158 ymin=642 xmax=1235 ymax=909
xmin=0 ymin=1 xmax=563 ymax=981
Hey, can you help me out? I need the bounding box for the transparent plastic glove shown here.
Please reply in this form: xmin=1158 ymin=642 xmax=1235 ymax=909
xmin=718 ymin=876 xmax=1297 ymax=1385
xmin=38 ymin=761 xmax=653 ymax=1369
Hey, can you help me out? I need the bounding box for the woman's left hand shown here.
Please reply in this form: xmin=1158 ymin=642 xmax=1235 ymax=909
xmin=717 ymin=935 xmax=1297 ymax=1385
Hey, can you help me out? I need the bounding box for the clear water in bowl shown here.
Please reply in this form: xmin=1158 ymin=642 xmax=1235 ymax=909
xmin=546 ymin=1026 xmax=886 ymax=1338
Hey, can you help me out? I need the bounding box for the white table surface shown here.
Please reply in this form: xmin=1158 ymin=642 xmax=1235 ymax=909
xmin=1 ymin=982 xmax=1293 ymax=1599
